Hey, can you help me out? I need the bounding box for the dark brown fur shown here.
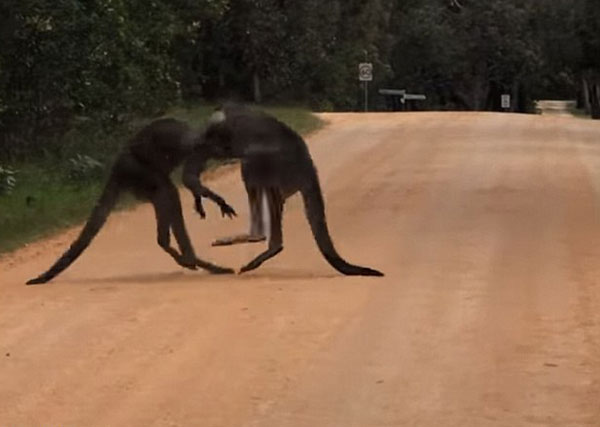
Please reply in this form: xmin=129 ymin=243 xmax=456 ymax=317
xmin=27 ymin=118 xmax=235 ymax=285
xmin=183 ymin=105 xmax=384 ymax=277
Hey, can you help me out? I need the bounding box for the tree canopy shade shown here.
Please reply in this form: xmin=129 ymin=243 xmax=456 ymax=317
xmin=1 ymin=0 xmax=599 ymax=157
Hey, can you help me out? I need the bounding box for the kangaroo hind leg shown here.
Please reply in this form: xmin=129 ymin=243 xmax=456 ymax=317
xmin=153 ymin=180 xmax=234 ymax=274
xmin=239 ymin=188 xmax=283 ymax=274
xmin=152 ymin=185 xmax=197 ymax=270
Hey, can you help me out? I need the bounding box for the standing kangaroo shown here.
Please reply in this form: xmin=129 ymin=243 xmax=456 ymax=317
xmin=182 ymin=105 xmax=384 ymax=276
xmin=27 ymin=118 xmax=236 ymax=285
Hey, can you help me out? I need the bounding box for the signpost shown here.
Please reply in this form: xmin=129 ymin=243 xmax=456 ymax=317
xmin=501 ymin=94 xmax=511 ymax=111
xmin=378 ymin=89 xmax=426 ymax=103
xmin=378 ymin=89 xmax=427 ymax=111
xmin=359 ymin=62 xmax=373 ymax=112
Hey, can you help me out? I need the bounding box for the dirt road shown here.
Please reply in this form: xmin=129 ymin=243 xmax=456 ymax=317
xmin=1 ymin=112 xmax=600 ymax=426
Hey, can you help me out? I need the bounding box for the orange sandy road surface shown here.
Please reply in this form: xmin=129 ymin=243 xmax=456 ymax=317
xmin=1 ymin=112 xmax=600 ymax=426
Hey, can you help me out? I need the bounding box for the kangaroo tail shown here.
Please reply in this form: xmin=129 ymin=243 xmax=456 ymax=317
xmin=300 ymin=169 xmax=384 ymax=277
xmin=26 ymin=176 xmax=121 ymax=285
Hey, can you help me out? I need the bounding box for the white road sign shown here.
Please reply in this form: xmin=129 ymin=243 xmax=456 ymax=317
xmin=501 ymin=94 xmax=511 ymax=109
xmin=359 ymin=63 xmax=373 ymax=81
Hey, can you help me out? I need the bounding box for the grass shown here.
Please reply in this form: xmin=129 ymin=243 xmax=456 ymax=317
xmin=0 ymin=103 xmax=324 ymax=254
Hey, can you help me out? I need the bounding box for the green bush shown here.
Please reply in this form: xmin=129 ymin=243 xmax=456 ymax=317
xmin=0 ymin=165 xmax=17 ymax=195
xmin=66 ymin=154 xmax=105 ymax=186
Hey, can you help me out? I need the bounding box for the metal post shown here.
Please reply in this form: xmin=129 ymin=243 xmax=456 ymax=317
xmin=364 ymin=50 xmax=368 ymax=112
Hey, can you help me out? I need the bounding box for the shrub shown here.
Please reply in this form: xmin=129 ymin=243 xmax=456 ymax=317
xmin=0 ymin=165 xmax=17 ymax=195
xmin=66 ymin=154 xmax=104 ymax=185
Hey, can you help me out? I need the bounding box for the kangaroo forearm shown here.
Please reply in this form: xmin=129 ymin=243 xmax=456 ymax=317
xmin=182 ymin=157 xmax=227 ymax=207
xmin=182 ymin=171 xmax=225 ymax=205
xmin=200 ymin=185 xmax=227 ymax=206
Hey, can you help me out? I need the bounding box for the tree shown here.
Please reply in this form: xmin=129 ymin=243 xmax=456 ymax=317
xmin=0 ymin=0 xmax=228 ymax=157
xmin=388 ymin=0 xmax=543 ymax=112
xmin=578 ymin=0 xmax=600 ymax=118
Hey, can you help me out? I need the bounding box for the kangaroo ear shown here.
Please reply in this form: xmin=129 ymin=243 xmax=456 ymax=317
xmin=208 ymin=110 xmax=226 ymax=124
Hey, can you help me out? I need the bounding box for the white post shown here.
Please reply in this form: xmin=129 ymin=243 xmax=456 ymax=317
xmin=358 ymin=61 xmax=373 ymax=113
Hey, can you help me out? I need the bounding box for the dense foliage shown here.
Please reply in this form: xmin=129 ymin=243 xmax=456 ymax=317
xmin=1 ymin=0 xmax=599 ymax=158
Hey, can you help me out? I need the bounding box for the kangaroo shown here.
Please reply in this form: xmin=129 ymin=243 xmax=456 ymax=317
xmin=26 ymin=118 xmax=236 ymax=285
xmin=182 ymin=104 xmax=384 ymax=277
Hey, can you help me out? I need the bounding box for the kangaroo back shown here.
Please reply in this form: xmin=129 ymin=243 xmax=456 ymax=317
xmin=300 ymin=169 xmax=383 ymax=277
xmin=26 ymin=177 xmax=121 ymax=284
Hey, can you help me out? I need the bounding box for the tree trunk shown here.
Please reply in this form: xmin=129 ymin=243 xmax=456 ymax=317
xmin=589 ymin=81 xmax=600 ymax=120
xmin=484 ymin=81 xmax=499 ymax=111
xmin=577 ymin=78 xmax=587 ymax=110
xmin=252 ymin=71 xmax=262 ymax=104
xmin=218 ymin=67 xmax=225 ymax=89
xmin=517 ymin=82 xmax=530 ymax=113
xmin=582 ymin=77 xmax=591 ymax=114
xmin=471 ymin=77 xmax=488 ymax=110
xmin=471 ymin=62 xmax=489 ymax=110
xmin=511 ymin=83 xmax=520 ymax=113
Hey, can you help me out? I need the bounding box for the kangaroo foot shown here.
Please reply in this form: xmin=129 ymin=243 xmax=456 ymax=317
xmin=178 ymin=258 xmax=199 ymax=270
xmin=212 ymin=234 xmax=266 ymax=247
xmin=196 ymin=258 xmax=235 ymax=274
xmin=26 ymin=276 xmax=49 ymax=285
xmin=165 ymin=247 xmax=198 ymax=271
xmin=238 ymin=246 xmax=284 ymax=274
